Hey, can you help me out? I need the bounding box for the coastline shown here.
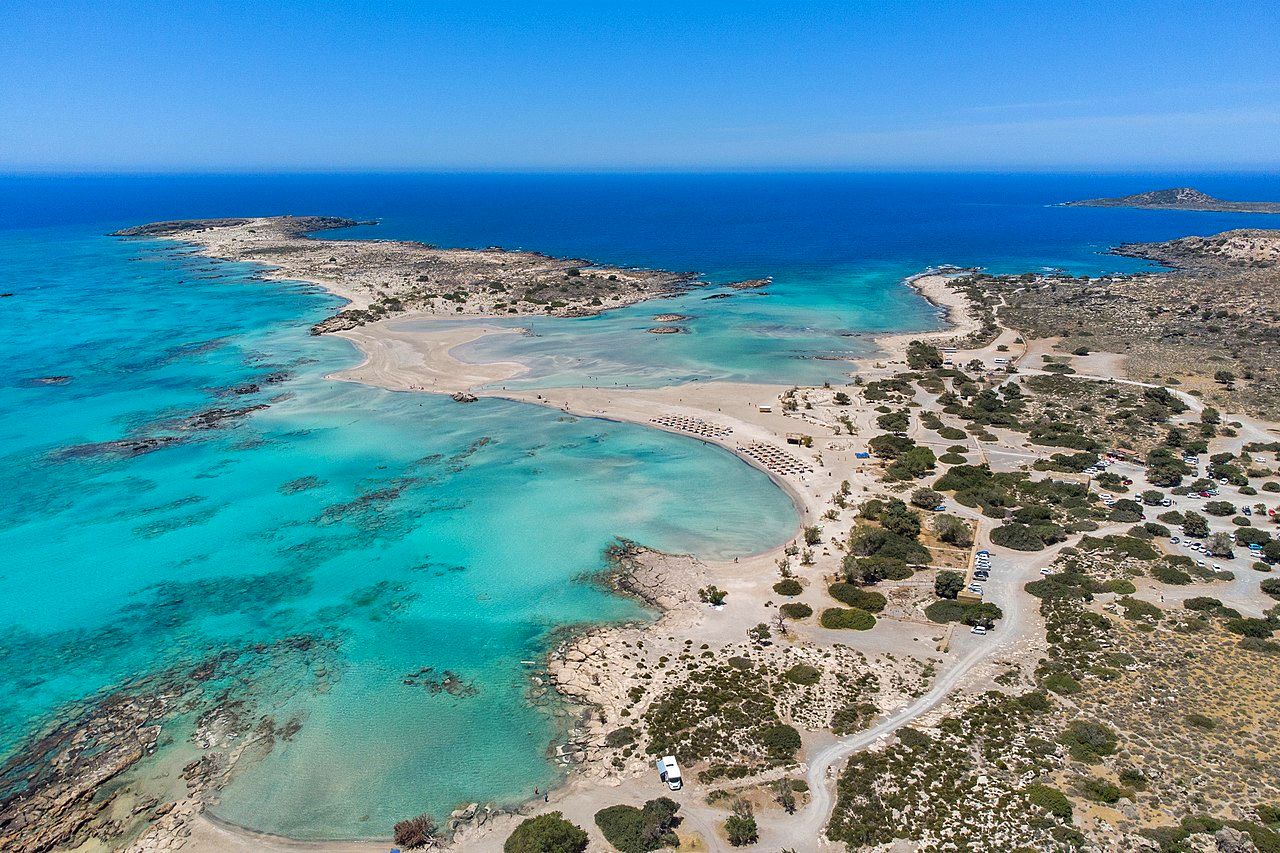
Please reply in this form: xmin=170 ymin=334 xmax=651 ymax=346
xmin=112 ymin=218 xmax=982 ymax=851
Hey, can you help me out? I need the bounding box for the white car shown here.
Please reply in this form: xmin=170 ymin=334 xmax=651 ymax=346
xmin=971 ymin=625 xmax=988 ymax=635
xmin=1039 ymin=567 xmax=1053 ymax=576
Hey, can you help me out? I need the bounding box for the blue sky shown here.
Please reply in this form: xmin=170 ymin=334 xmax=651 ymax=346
xmin=3 ymin=0 xmax=1278 ymax=171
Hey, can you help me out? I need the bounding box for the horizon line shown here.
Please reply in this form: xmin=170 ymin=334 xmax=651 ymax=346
xmin=3 ymin=166 xmax=1279 ymax=178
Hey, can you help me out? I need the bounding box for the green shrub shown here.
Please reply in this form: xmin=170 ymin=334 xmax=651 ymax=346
xmin=847 ymin=526 xmax=930 ymax=564
xmin=1153 ymin=562 xmax=1193 ymax=585
xmin=772 ymin=579 xmax=802 ymax=596
xmin=1044 ymin=672 xmax=1081 ymax=695
xmin=1075 ymin=777 xmax=1126 ymax=803
xmin=935 ymin=569 xmax=966 ymax=599
xmin=1104 ymin=579 xmax=1137 ymax=595
xmin=505 ymin=813 xmax=589 ymax=853
xmin=1060 ymin=719 xmax=1118 ymax=763
xmin=820 ymin=607 xmax=876 ymax=630
xmin=1026 ymin=784 xmax=1073 ymax=819
xmin=828 ymin=583 xmax=887 ymax=612
xmin=724 ymin=800 xmax=757 ymax=846
xmin=1118 ymin=596 xmax=1163 ymax=623
xmin=593 ymin=799 xmax=681 ymax=853
xmin=779 ymin=602 xmax=812 ymax=619
xmin=924 ymin=599 xmax=1002 ymax=626
xmin=605 ymin=727 xmax=637 ymax=748
xmin=759 ymin=724 xmax=801 ymax=759
xmin=1262 ymin=578 xmax=1280 ymax=600
xmin=1185 ymin=713 xmax=1218 ymax=730
xmin=830 ymin=702 xmax=878 ymax=734
xmin=783 ymin=664 xmax=821 ymax=685
xmin=1227 ymin=617 xmax=1275 ymax=638
xmin=1184 ymin=596 xmax=1223 ymax=611
xmin=991 ymin=522 xmax=1051 ymax=551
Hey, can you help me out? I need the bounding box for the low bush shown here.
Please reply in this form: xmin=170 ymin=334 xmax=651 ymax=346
xmin=828 ymin=582 xmax=887 ymax=612
xmin=1153 ymin=562 xmax=1193 ymax=585
xmin=772 ymin=579 xmax=802 ymax=596
xmin=593 ymin=798 xmax=681 ymax=853
xmin=1227 ymin=617 xmax=1275 ymax=638
xmin=1118 ymin=596 xmax=1163 ymax=623
xmin=1075 ymin=777 xmax=1126 ymax=804
xmin=830 ymin=701 xmax=878 ymax=734
xmin=759 ymin=724 xmax=802 ymax=759
xmin=505 ymin=813 xmax=589 ymax=853
xmin=1059 ymin=719 xmax=1118 ymax=763
xmin=1026 ymin=784 xmax=1073 ymax=819
xmin=783 ymin=664 xmax=821 ymax=685
xmin=1185 ymin=713 xmax=1218 ymax=730
xmin=820 ymin=607 xmax=876 ymax=630
xmin=779 ymin=602 xmax=812 ymax=619
xmin=1044 ymin=672 xmax=1082 ymax=695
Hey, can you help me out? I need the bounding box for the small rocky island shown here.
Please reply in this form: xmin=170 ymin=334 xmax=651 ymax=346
xmin=1063 ymin=186 xmax=1280 ymax=214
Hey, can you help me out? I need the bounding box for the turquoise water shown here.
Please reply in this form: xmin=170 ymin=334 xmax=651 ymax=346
xmin=0 ymin=226 xmax=796 ymax=838
xmin=4 ymin=172 xmax=1280 ymax=840
xmin=440 ymin=261 xmax=940 ymax=389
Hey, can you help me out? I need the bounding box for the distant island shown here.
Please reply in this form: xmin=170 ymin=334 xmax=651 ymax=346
xmin=1062 ymin=186 xmax=1280 ymax=214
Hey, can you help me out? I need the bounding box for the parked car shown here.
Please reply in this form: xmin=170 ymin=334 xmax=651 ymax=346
xmin=655 ymin=756 xmax=683 ymax=791
xmin=1040 ymin=567 xmax=1053 ymax=576
xmin=971 ymin=625 xmax=988 ymax=635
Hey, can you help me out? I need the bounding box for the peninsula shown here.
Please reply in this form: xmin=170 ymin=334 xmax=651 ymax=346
xmin=114 ymin=216 xmax=703 ymax=334
xmin=1063 ymin=186 xmax=1280 ymax=214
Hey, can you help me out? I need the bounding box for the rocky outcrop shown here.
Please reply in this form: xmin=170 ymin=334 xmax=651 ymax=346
xmin=1116 ymin=229 xmax=1280 ymax=268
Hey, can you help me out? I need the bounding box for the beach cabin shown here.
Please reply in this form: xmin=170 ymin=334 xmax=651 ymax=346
xmin=656 ymin=756 xmax=683 ymax=790
xmin=758 ymin=404 xmax=773 ymax=413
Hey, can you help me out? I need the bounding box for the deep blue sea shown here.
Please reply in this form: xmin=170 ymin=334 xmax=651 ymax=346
xmin=1 ymin=172 xmax=1278 ymax=838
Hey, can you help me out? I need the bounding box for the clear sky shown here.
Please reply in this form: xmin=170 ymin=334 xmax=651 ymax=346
xmin=3 ymin=0 xmax=1278 ymax=171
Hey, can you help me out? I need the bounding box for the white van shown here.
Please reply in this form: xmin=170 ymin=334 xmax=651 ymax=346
xmin=656 ymin=756 xmax=683 ymax=790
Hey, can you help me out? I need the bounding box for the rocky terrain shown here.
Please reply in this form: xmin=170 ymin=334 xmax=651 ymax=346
xmin=976 ymin=228 xmax=1280 ymax=418
xmin=1064 ymin=187 xmax=1280 ymax=214
xmin=114 ymin=216 xmax=703 ymax=334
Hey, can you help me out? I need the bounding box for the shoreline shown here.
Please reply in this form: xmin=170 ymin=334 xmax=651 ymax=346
xmin=112 ymin=219 xmax=982 ymax=851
